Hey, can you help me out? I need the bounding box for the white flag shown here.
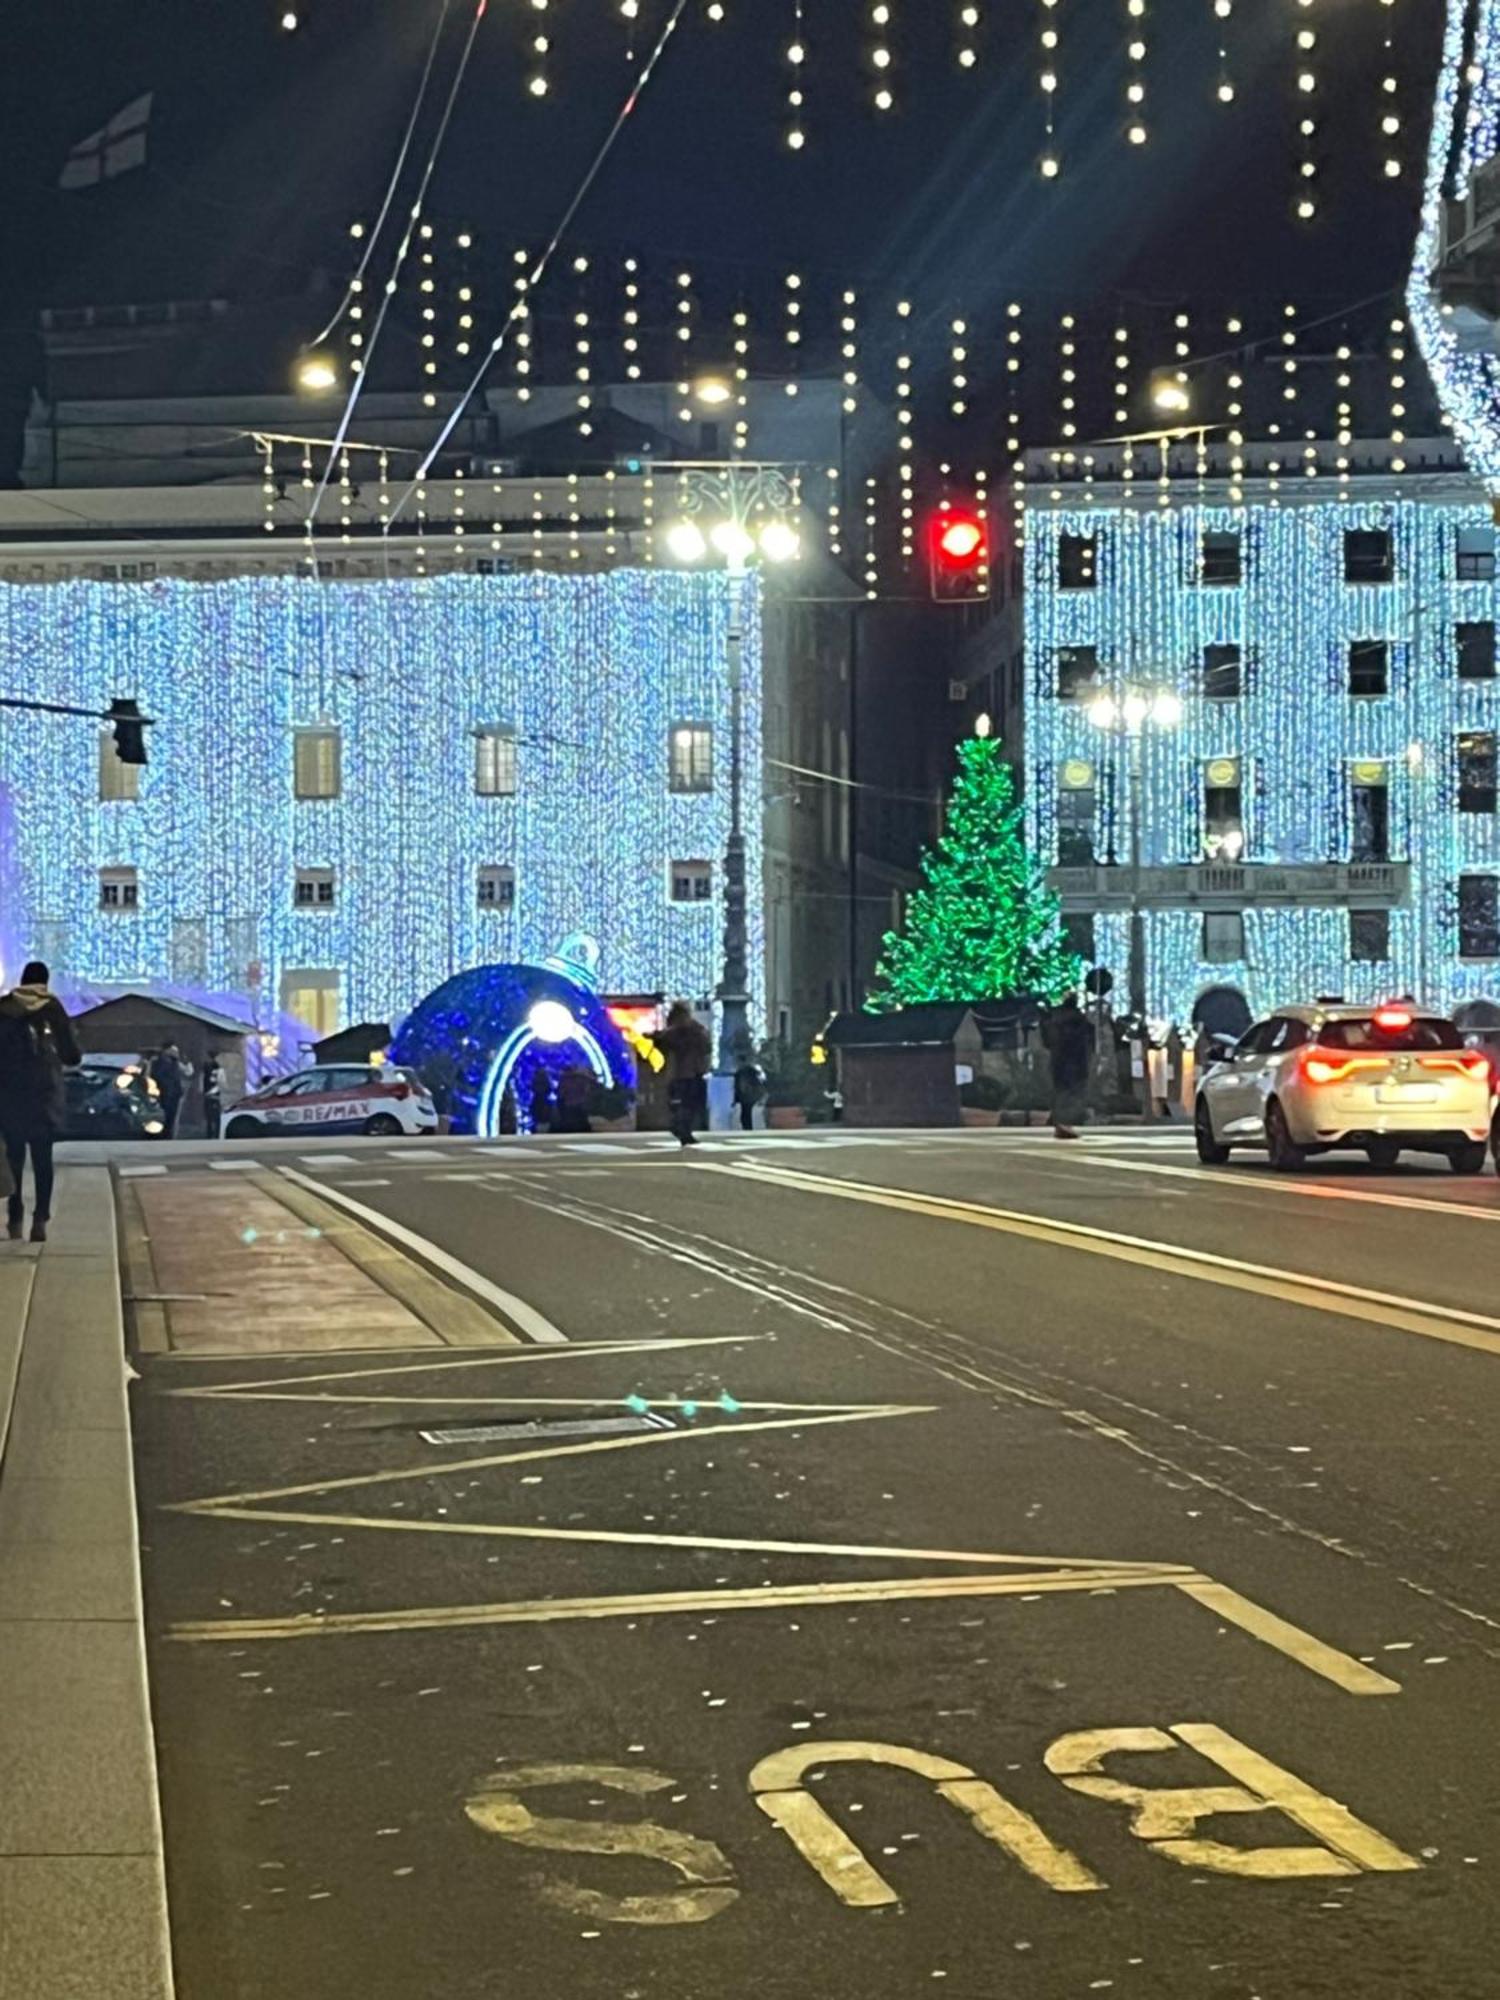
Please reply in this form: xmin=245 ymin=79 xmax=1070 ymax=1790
xmin=59 ymin=93 xmax=153 ymax=191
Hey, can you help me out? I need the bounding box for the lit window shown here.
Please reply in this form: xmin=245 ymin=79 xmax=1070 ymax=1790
xmin=475 ymin=726 xmax=518 ymax=797
xmin=1456 ymin=524 xmax=1496 ymax=581
xmin=1349 ymin=909 xmax=1390 ymax=962
xmin=670 ymin=859 xmax=713 ymax=902
xmin=281 ymin=969 xmax=341 ymax=1036
xmin=98 ymin=732 xmax=140 ymax=802
xmin=1459 ymin=731 xmax=1498 ymax=813
xmin=1350 ymin=763 xmax=1389 ymax=861
xmin=1203 ymin=758 xmax=1244 ymax=859
xmin=669 ymin=723 xmax=713 ymax=793
xmin=294 ymin=726 xmax=342 ymax=799
xmin=98 ymin=866 xmax=139 ymax=912
xmin=1056 ymin=760 xmax=1096 ymax=864
xmin=477 ymin=863 xmax=515 ymax=912
xmin=1201 ymin=911 xmax=1245 ymax=963
xmin=294 ymin=867 xmax=336 ymax=909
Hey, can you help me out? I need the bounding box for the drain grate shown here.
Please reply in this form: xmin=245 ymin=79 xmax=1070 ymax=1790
xmin=419 ymin=1411 xmax=676 ymax=1446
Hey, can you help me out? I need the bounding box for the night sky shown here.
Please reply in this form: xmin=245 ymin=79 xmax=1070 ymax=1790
xmin=0 ymin=0 xmax=1447 ymax=469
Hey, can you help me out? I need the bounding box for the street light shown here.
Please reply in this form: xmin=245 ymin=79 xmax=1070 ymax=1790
xmin=692 ymin=373 xmax=735 ymax=407
xmin=1086 ymin=680 xmax=1184 ymax=1023
xmin=662 ymin=462 xmax=800 ymax=1082
xmin=1150 ymin=374 xmax=1192 ymax=416
xmin=294 ymin=351 xmax=339 ymax=395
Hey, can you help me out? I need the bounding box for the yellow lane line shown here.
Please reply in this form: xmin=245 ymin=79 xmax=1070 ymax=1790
xmin=1067 ymin=1151 xmax=1500 ymax=1222
xmin=697 ymin=1163 xmax=1500 ymax=1359
xmin=168 ymin=1333 xmax=768 ymax=1399
xmin=170 ymin=1405 xmax=935 ymax=1511
xmin=171 ymin=1498 xmax=1191 ymax=1574
xmin=1175 ymin=1581 xmax=1401 ymax=1696
xmin=167 ymin=1566 xmax=1202 ymax=1644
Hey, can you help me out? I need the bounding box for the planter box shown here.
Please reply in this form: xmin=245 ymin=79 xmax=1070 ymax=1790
xmin=588 ymin=1115 xmax=634 ymax=1134
xmin=959 ymin=1106 xmax=1000 ymax=1128
xmin=767 ymin=1104 xmax=808 ymax=1129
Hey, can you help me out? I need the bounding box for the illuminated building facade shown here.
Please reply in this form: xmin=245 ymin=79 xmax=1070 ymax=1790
xmin=1024 ymin=447 xmax=1500 ymax=1029
xmin=0 ymin=566 xmax=762 ymax=1037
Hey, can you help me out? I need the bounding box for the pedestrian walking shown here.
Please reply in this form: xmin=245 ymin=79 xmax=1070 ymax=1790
xmin=0 ymin=959 xmax=82 ymax=1243
xmin=1042 ymin=991 xmax=1094 ymax=1141
xmin=655 ymin=1001 xmax=712 ymax=1148
xmin=527 ymin=1066 xmax=555 ymax=1136
xmin=732 ymin=1057 xmax=764 ymax=1133
xmin=150 ymin=1040 xmax=190 ymax=1138
xmin=201 ymin=1052 xmax=225 ymax=1139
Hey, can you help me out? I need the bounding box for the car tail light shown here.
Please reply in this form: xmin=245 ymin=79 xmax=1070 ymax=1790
xmin=1302 ymin=1049 xmax=1383 ymax=1085
xmin=1373 ymin=1005 xmax=1413 ymax=1032
xmin=1418 ymin=1049 xmax=1490 ymax=1079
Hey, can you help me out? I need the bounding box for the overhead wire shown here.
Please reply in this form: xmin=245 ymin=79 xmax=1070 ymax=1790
xmin=385 ymin=0 xmax=694 ymax=530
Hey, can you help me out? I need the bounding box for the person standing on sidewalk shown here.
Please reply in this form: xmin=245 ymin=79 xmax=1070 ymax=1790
xmin=655 ymin=1001 xmax=711 ymax=1148
xmin=1042 ymin=992 xmax=1094 ymax=1141
xmin=0 ymin=960 xmax=81 ymax=1243
xmin=150 ymin=1040 xmax=190 ymax=1138
xmin=202 ymin=1052 xmax=225 ymax=1139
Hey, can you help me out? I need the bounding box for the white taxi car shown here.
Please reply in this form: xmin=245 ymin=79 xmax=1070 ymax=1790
xmin=222 ymin=1063 xmax=438 ymax=1140
xmin=1195 ymin=1002 xmax=1494 ymax=1173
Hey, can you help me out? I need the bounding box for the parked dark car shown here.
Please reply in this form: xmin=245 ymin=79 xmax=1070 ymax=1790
xmin=62 ymin=1060 xmax=166 ymax=1140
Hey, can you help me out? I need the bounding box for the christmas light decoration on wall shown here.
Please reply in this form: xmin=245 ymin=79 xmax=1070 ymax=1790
xmin=1294 ymin=0 xmax=1318 ymax=218
xmin=1025 ymin=495 xmax=1500 ymax=1019
xmin=0 ymin=570 xmax=762 ymax=1034
xmin=1123 ymin=0 xmax=1148 ymax=146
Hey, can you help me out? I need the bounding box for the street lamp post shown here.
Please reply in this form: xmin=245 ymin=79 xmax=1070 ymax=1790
xmin=665 ymin=463 xmax=800 ymax=1080
xmin=1086 ymin=684 xmax=1182 ymax=1023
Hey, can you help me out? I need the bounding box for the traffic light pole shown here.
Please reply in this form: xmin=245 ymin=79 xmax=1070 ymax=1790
xmin=0 ymin=696 xmax=153 ymax=762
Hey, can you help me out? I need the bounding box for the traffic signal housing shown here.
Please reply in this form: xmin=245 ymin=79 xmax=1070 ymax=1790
xmin=928 ymin=506 xmax=991 ymax=602
xmin=108 ymin=697 xmax=149 ymax=766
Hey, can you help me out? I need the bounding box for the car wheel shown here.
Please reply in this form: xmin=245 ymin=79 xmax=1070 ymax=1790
xmin=1365 ymin=1140 xmax=1400 ymax=1171
xmin=1194 ymin=1099 xmax=1230 ymax=1165
xmin=364 ymin=1113 xmax=404 ymax=1137
xmin=1448 ymin=1139 xmax=1488 ymax=1175
xmin=1265 ymin=1098 xmax=1305 ymax=1172
xmin=224 ymin=1116 xmax=260 ymax=1140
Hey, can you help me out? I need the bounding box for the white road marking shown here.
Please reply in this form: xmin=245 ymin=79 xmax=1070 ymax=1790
xmin=298 ymin=1153 xmax=359 ymax=1166
xmin=207 ymin=1158 xmax=260 ymax=1171
xmin=278 ymin=1166 xmax=568 ymax=1344
xmin=118 ymin=1164 xmax=168 ymax=1177
xmin=1068 ymin=1151 xmax=1500 ymax=1221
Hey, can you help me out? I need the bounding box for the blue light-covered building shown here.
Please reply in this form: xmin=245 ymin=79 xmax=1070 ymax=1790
xmin=0 ymin=567 xmax=762 ymax=1036
xmin=1023 ymin=451 xmax=1500 ymax=1029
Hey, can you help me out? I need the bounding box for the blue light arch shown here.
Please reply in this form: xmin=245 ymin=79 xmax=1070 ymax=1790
xmin=390 ymin=948 xmax=636 ymax=1137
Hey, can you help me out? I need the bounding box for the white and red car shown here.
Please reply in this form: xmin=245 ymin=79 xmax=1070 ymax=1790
xmin=221 ymin=1064 xmax=438 ymax=1140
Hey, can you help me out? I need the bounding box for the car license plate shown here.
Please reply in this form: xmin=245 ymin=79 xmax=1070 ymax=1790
xmin=1376 ymin=1085 xmax=1437 ymax=1103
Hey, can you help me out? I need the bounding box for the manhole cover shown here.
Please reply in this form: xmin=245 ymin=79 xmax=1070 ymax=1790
xmin=419 ymin=1412 xmax=676 ymax=1446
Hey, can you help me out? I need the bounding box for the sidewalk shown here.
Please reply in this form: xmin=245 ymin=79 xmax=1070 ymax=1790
xmin=0 ymin=1167 xmax=174 ymax=1999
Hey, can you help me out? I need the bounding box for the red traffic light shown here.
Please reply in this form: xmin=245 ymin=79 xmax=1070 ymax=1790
xmin=938 ymin=517 xmax=985 ymax=563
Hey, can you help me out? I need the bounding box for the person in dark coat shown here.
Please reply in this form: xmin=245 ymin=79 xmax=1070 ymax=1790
xmin=0 ymin=960 xmax=82 ymax=1243
xmin=150 ymin=1040 xmax=190 ymax=1138
xmin=732 ymin=1059 xmax=763 ymax=1133
xmin=1042 ymin=992 xmax=1094 ymax=1141
xmin=654 ymin=1001 xmax=712 ymax=1148
xmin=201 ymin=1053 xmax=225 ymax=1139
xmin=527 ymin=1066 xmax=555 ymax=1136
xmin=554 ymin=1063 xmax=593 ymax=1135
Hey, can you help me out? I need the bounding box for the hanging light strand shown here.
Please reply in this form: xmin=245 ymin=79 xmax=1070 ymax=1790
xmin=787 ymin=0 xmax=807 ymax=148
xmin=1294 ymin=0 xmax=1318 ymax=219
xmin=1213 ymin=0 xmax=1234 ymax=104
xmin=1124 ymin=0 xmax=1148 ymax=145
xmin=1038 ymin=0 xmax=1061 ymax=175
xmin=956 ymin=2 xmax=980 ymax=69
xmin=1379 ymin=0 xmax=1402 ymax=180
xmin=869 ymin=1 xmax=896 ymax=112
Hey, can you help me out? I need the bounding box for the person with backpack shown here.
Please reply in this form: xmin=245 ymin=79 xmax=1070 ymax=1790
xmin=0 ymin=960 xmax=82 ymax=1244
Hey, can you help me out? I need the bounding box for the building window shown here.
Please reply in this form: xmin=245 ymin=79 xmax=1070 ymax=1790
xmin=294 ymin=726 xmax=342 ymax=799
xmin=1344 ymin=528 xmax=1393 ymax=584
xmin=1459 ymin=875 xmax=1500 ymax=958
xmin=1062 ymin=913 xmax=1096 ymax=962
xmin=1203 ymin=757 xmax=1244 ymax=860
xmin=477 ymin=863 xmax=515 ymax=912
xmin=1055 ymin=645 xmax=1101 ymax=702
xmin=98 ymin=731 xmax=140 ymax=802
xmin=1201 ymin=911 xmax=1245 ymax=964
xmin=1350 ymin=764 xmax=1390 ymax=861
xmin=1456 ymin=524 xmax=1496 ymax=581
xmin=281 ymin=969 xmax=341 ymax=1036
xmin=1056 ymin=760 xmax=1096 ymax=864
xmin=1202 ymin=643 xmax=1242 ymax=701
xmin=1349 ymin=909 xmax=1391 ymax=962
xmin=1459 ymin=731 xmax=1498 ymax=813
xmin=294 ymin=866 xmax=336 ymax=909
xmin=1058 ymin=532 xmax=1098 ymax=590
xmin=98 ymin=865 xmax=139 ymax=912
xmin=1457 ymin=621 xmax=1496 ymax=680
xmin=669 ymin=722 xmax=713 ymax=793
xmin=670 ymin=858 xmax=713 ymax=902
xmin=1200 ymin=530 xmax=1242 ymax=585
xmin=475 ymin=725 xmax=518 ymax=797
xmin=1348 ymin=639 xmax=1389 ymax=697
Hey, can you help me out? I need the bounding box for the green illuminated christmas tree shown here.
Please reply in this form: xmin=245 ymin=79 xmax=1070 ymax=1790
xmin=870 ymin=730 xmax=1082 ymax=1007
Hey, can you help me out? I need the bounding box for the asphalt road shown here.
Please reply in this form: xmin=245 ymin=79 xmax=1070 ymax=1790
xmin=127 ymin=1128 xmax=1500 ymax=1999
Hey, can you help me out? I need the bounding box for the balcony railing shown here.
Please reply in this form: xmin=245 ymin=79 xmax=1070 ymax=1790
xmin=1047 ymin=861 xmax=1410 ymax=910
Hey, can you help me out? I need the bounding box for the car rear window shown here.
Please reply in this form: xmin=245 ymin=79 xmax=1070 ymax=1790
xmin=1317 ymin=1016 xmax=1462 ymax=1051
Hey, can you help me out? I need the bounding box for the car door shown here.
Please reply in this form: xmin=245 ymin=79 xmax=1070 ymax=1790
xmin=1203 ymin=1020 xmax=1272 ymax=1137
xmin=264 ymin=1072 xmax=323 ymax=1129
xmin=1247 ymin=1016 xmax=1308 ymax=1132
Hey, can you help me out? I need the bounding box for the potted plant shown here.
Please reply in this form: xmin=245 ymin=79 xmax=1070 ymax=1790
xmin=958 ymin=1072 xmax=1008 ymax=1127
xmin=759 ymin=1036 xmax=821 ymax=1128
